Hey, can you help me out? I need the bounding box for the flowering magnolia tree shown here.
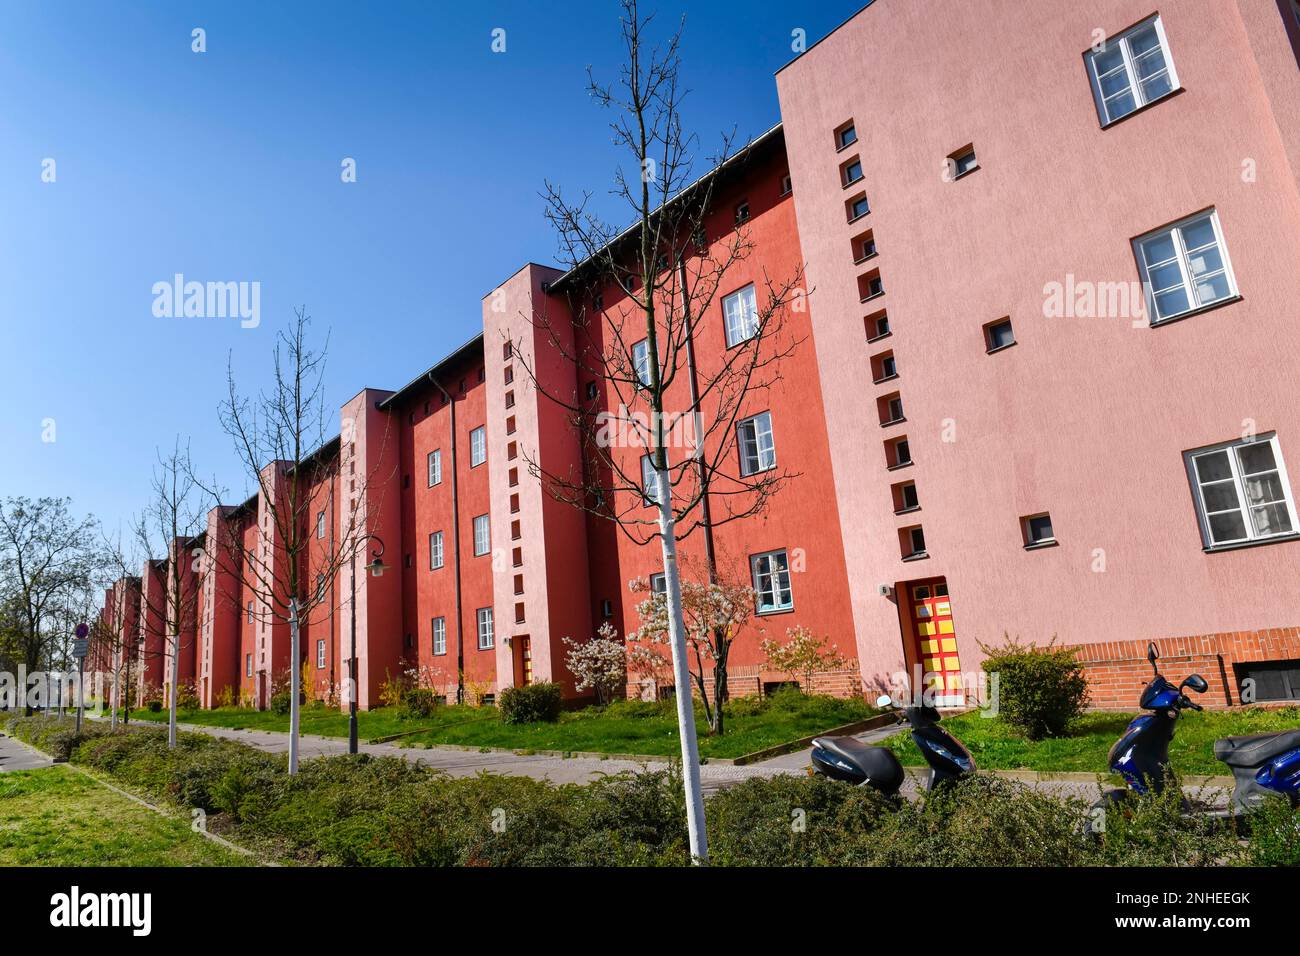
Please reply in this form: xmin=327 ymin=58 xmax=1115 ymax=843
xmin=561 ymin=621 xmax=627 ymax=706
xmin=628 ymin=573 xmax=754 ymax=734
xmin=760 ymin=625 xmax=849 ymax=695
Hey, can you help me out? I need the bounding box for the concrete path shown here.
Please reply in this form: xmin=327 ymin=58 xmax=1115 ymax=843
xmin=0 ymin=733 xmax=54 ymax=773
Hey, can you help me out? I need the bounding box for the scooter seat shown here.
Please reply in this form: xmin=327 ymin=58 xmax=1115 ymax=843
xmin=1213 ymin=729 xmax=1300 ymax=768
xmin=814 ymin=735 xmax=877 ymax=765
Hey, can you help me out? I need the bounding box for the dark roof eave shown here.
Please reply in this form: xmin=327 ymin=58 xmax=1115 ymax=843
xmin=545 ymin=122 xmax=785 ymax=295
xmin=377 ymin=332 xmax=485 ymax=410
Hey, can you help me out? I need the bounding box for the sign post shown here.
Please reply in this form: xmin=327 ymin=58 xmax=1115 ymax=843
xmin=72 ymin=623 xmax=89 ymax=734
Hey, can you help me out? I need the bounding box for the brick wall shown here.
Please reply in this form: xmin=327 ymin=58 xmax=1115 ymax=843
xmin=628 ymin=661 xmax=863 ymax=702
xmin=1061 ymin=627 xmax=1300 ymax=710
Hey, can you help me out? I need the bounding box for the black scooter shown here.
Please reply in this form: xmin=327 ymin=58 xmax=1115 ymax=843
xmin=810 ymin=694 xmax=975 ymax=796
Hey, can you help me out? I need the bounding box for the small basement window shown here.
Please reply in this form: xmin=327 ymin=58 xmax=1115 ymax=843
xmin=1234 ymin=659 xmax=1300 ymax=703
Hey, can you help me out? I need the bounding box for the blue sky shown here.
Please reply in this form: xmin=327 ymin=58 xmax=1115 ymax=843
xmin=0 ymin=0 xmax=862 ymax=538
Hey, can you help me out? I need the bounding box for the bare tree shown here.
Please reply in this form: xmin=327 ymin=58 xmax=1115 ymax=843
xmin=0 ymin=497 xmax=100 ymax=714
xmin=200 ymin=307 xmax=384 ymax=774
xmin=508 ymin=1 xmax=805 ymax=864
xmin=98 ymin=528 xmax=146 ymax=729
xmin=129 ymin=439 xmax=206 ymax=747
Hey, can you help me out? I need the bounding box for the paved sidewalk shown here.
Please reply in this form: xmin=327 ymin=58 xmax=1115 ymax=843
xmin=0 ymin=733 xmax=54 ymax=773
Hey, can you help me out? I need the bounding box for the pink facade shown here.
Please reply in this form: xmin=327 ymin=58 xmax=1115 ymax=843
xmin=776 ymin=0 xmax=1300 ymax=703
xmin=99 ymin=0 xmax=1300 ymax=710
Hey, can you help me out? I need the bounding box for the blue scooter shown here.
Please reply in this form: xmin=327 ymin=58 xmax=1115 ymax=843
xmin=1099 ymin=642 xmax=1300 ymax=817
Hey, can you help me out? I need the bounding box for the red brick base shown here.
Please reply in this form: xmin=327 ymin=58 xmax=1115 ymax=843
xmin=1060 ymin=627 xmax=1300 ymax=710
xmin=628 ymin=662 xmax=863 ymax=702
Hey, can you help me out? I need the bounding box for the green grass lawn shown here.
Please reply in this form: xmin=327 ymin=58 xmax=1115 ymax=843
xmin=398 ymin=694 xmax=879 ymax=759
xmin=885 ymin=705 xmax=1300 ymax=776
xmin=0 ymin=766 xmax=246 ymax=866
xmin=122 ymin=702 xmax=480 ymax=740
xmin=126 ymin=693 xmax=879 ymax=760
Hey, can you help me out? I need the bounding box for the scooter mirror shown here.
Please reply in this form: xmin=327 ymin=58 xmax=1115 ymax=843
xmin=875 ymin=694 xmax=893 ymax=709
xmin=1181 ymin=674 xmax=1208 ymax=694
xmin=1147 ymin=642 xmax=1159 ymax=664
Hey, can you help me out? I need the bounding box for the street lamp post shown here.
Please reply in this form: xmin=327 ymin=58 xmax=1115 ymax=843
xmin=347 ymin=533 xmax=387 ymax=755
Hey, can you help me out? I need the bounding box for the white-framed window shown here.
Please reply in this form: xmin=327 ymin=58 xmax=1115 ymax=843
xmin=737 ymin=411 xmax=776 ymax=476
xmin=477 ymin=606 xmax=494 ymax=649
xmin=723 ymin=284 xmax=760 ymax=347
xmin=1186 ymin=434 xmax=1297 ymax=549
xmin=315 ymin=510 xmax=325 ymax=539
xmin=427 ymin=449 xmax=442 ymax=486
xmin=641 ymin=454 xmax=662 ymax=506
xmin=429 ymin=530 xmax=444 ymax=569
xmin=650 ymin=572 xmax=667 ymax=594
xmin=315 ymin=573 xmax=326 ymax=601
xmin=1086 ymin=15 xmax=1179 ymax=126
xmin=246 ymin=601 xmax=253 ymax=624
xmin=1133 ymin=210 xmax=1237 ymax=324
xmin=245 ymin=653 xmax=253 ymax=678
xmin=432 ymin=616 xmax=446 ymax=656
xmin=632 ymin=339 xmax=654 ymax=387
xmin=316 ymin=639 xmax=326 ymax=669
xmin=473 ymin=514 xmax=490 ymax=556
xmin=469 ymin=427 xmax=486 ymax=467
xmin=751 ymin=549 xmax=793 ymax=614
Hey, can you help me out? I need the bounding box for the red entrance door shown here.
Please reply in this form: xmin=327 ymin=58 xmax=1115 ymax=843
xmin=517 ymin=636 xmax=532 ymax=687
xmin=908 ymin=578 xmax=963 ymax=707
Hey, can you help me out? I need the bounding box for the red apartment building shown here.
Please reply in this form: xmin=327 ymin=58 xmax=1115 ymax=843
xmin=98 ymin=0 xmax=1300 ymax=711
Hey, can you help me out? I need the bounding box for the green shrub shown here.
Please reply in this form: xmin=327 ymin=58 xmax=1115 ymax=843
xmin=269 ymin=690 xmax=291 ymax=716
xmin=176 ymin=685 xmax=201 ymax=711
xmin=979 ymin=635 xmax=1089 ymax=739
xmin=1092 ymin=781 xmax=1243 ymax=866
xmin=146 ymin=700 xmax=163 ymax=713
xmin=403 ymin=689 xmax=437 ymax=719
xmin=499 ymin=682 xmax=562 ymax=725
xmin=1242 ymin=797 xmax=1300 ymax=867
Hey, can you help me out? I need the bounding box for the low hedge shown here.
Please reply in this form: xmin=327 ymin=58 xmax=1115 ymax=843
xmin=498 ymin=682 xmax=562 ymax=725
xmin=4 ymin=715 xmax=1294 ymax=867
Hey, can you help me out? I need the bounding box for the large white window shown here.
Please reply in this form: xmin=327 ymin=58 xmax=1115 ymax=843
xmin=737 ymin=411 xmax=776 ymax=476
xmin=641 ymin=454 xmax=662 ymax=506
xmin=473 ymin=514 xmax=490 ymax=556
xmin=1086 ymin=15 xmax=1179 ymax=126
xmin=1134 ymin=210 xmax=1237 ymax=324
xmin=632 ymin=339 xmax=653 ymax=387
xmin=751 ymin=549 xmax=793 ymax=614
xmin=432 ymin=616 xmax=446 ymax=656
xmin=427 ymin=449 xmax=442 ymax=486
xmin=1187 ymin=435 xmax=1296 ymax=548
xmin=723 ymin=284 xmax=759 ymax=347
xmin=469 ymin=427 xmax=486 ymax=467
xmin=477 ymin=607 xmax=494 ymax=649
xmin=316 ymin=639 xmax=326 ymax=669
xmin=429 ymin=530 xmax=444 ymax=569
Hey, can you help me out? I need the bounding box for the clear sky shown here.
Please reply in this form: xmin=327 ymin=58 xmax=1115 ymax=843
xmin=0 ymin=0 xmax=863 ymax=539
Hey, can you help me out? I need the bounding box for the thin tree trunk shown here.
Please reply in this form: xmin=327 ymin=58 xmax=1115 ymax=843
xmin=289 ymin=596 xmax=301 ymax=775
xmin=167 ymin=628 xmax=179 ymax=748
xmin=110 ymin=663 xmax=119 ymax=730
xmin=656 ymin=471 xmax=708 ymax=865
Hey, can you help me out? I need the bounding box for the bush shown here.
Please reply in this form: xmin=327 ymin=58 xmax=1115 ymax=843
xmin=269 ymin=690 xmax=291 ymax=716
xmin=404 ymin=689 xmax=437 ymax=719
xmin=146 ymin=699 xmax=163 ymax=713
xmin=979 ymin=634 xmax=1089 ymax=739
xmin=499 ymin=682 xmax=563 ymax=725
xmin=176 ymin=684 xmax=201 ymax=711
